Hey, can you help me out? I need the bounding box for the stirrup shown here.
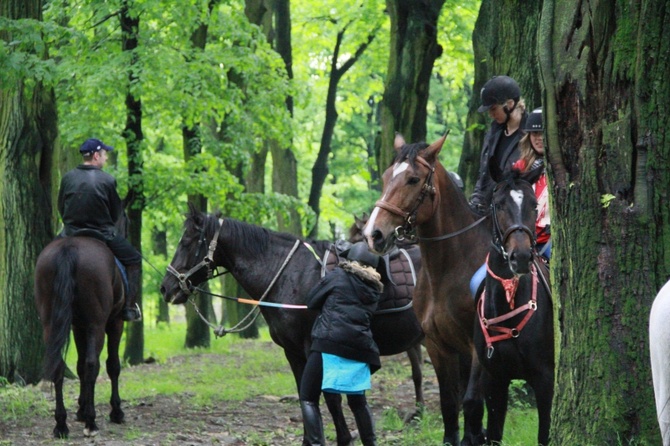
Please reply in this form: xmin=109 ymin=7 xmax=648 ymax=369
xmin=122 ymin=303 xmax=142 ymax=322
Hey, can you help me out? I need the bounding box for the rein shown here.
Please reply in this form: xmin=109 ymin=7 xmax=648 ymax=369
xmin=478 ymin=261 xmax=539 ymax=359
xmin=374 ymin=156 xmax=438 ymax=242
xmin=374 ymin=155 xmax=487 ymax=242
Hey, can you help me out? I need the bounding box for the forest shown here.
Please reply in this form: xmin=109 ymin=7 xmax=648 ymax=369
xmin=2 ymin=0 xmax=669 ymax=444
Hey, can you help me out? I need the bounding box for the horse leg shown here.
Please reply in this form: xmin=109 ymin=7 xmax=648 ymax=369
xmin=72 ymin=328 xmax=87 ymax=423
xmin=106 ymin=317 xmax=125 ymax=424
xmin=285 ymin=348 xmax=352 ymax=446
xmin=74 ymin=326 xmax=103 ymax=437
xmin=483 ymin=372 xmax=509 ymax=445
xmin=461 ymin=353 xmax=485 ymax=446
xmin=52 ymin=360 xmax=69 ymax=438
xmin=425 ymin=339 xmax=461 ymax=446
xmin=403 ymin=342 xmax=424 ymax=423
xmin=529 ymin=370 xmax=553 ymax=446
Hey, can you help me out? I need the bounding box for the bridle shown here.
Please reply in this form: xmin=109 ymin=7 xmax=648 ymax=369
xmin=165 ymin=218 xmax=225 ymax=296
xmin=374 ymin=155 xmax=486 ymax=242
xmin=373 ymin=155 xmax=438 ymax=242
xmin=490 ymin=186 xmax=535 ymax=260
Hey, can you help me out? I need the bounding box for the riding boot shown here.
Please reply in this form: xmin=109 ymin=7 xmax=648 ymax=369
xmin=300 ymin=400 xmax=326 ymax=445
xmin=351 ymin=402 xmax=377 ymax=446
xmin=121 ymin=263 xmax=142 ymax=322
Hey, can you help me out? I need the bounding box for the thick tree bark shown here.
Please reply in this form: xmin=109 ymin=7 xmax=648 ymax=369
xmin=0 ymin=0 xmax=56 ymax=384
xmin=121 ymin=0 xmax=145 ymax=364
xmin=540 ymin=1 xmax=666 ymax=443
xmin=378 ymin=0 xmax=445 ymax=172
xmin=460 ymin=0 xmax=543 ymax=195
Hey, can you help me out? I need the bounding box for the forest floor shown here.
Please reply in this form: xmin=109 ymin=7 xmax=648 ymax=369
xmin=0 ymin=343 xmax=441 ymax=446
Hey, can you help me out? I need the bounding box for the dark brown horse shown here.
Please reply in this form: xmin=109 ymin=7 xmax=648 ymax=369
xmin=363 ymin=134 xmax=490 ymax=445
xmin=475 ymin=172 xmax=553 ymax=445
xmin=159 ymin=207 xmax=424 ymax=446
xmin=34 ymin=236 xmax=126 ymax=438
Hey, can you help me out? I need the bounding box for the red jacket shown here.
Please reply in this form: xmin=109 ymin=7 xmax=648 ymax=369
xmin=513 ymin=159 xmax=550 ymax=244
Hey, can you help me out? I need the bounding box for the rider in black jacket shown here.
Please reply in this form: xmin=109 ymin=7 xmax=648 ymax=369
xmin=299 ymin=242 xmax=383 ymax=446
xmin=469 ymin=75 xmax=528 ymax=215
xmin=57 ymin=138 xmax=142 ymax=322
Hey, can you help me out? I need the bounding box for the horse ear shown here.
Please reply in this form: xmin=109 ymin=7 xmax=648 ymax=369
xmin=394 ymin=133 xmax=406 ymax=153
xmin=424 ymin=131 xmax=449 ymax=159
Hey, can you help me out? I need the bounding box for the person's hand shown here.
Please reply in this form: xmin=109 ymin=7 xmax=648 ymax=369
xmin=468 ymin=196 xmax=488 ymax=216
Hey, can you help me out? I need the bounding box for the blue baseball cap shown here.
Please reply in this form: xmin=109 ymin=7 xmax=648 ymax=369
xmin=79 ymin=138 xmax=114 ymax=154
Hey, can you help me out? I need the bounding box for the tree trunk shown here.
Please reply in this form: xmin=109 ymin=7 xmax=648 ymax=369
xmin=0 ymin=0 xmax=57 ymax=384
xmin=378 ymin=0 xmax=445 ymax=172
xmin=459 ymin=0 xmax=543 ymax=195
xmin=271 ymin=0 xmax=302 ymax=236
xmin=121 ymin=0 xmax=145 ymax=365
xmin=540 ymin=1 xmax=665 ymax=443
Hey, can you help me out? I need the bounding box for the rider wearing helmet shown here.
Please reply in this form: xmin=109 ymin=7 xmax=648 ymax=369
xmin=513 ymin=107 xmax=551 ymax=261
xmin=299 ymin=241 xmax=383 ymax=446
xmin=469 ymin=75 xmax=527 ymax=215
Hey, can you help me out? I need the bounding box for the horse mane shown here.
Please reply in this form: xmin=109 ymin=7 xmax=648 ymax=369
xmin=393 ymin=141 xmax=430 ymax=167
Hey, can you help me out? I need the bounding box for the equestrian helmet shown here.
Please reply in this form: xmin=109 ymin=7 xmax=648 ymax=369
xmin=347 ymin=242 xmax=380 ymax=269
xmin=477 ymin=75 xmax=521 ymax=112
xmin=523 ymin=107 xmax=543 ymax=132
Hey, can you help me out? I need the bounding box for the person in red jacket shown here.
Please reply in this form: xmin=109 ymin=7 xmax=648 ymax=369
xmin=299 ymin=242 xmax=383 ymax=446
xmin=512 ymin=107 xmax=551 ymax=261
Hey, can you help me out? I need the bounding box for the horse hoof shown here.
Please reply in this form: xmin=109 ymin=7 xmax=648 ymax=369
xmin=84 ymin=427 xmax=99 ymax=437
xmin=110 ymin=410 xmax=125 ymax=424
xmin=53 ymin=427 xmax=69 ymax=439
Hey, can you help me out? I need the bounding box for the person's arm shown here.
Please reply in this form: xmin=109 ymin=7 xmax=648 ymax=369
xmin=306 ymin=275 xmax=336 ymax=310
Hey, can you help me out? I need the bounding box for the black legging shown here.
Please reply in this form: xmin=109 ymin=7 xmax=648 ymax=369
xmin=299 ymin=351 xmax=368 ymax=410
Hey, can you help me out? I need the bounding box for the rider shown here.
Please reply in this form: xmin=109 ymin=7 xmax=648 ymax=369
xmin=299 ymin=241 xmax=383 ymax=446
xmin=512 ymin=107 xmax=551 ymax=261
xmin=469 ymin=75 xmax=527 ymax=215
xmin=57 ymin=138 xmax=142 ymax=322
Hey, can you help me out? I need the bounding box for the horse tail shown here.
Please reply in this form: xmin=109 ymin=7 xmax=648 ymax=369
xmin=44 ymin=244 xmax=78 ymax=382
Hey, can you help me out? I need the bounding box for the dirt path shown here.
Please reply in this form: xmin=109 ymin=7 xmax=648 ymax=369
xmin=1 ymin=349 xmax=440 ymax=445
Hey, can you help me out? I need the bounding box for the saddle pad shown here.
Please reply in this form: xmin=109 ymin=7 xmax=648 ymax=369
xmin=321 ymin=244 xmax=416 ymax=314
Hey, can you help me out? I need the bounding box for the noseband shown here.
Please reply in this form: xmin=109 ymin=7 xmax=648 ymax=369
xmin=374 ymin=156 xmax=437 ymax=241
xmin=166 ymin=218 xmax=224 ymax=295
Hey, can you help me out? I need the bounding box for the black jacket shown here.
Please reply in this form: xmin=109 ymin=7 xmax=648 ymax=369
xmin=307 ymin=261 xmax=383 ymax=373
xmin=58 ymin=165 xmax=123 ymax=239
xmin=471 ymin=115 xmax=527 ymax=208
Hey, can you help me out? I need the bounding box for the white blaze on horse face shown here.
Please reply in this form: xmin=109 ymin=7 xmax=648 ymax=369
xmin=510 ymin=189 xmax=524 ymax=211
xmin=393 ymin=161 xmax=409 ymax=178
xmin=363 ymin=196 xmax=385 ymax=238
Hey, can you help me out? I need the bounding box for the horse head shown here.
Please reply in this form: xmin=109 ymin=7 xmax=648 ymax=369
xmin=363 ymin=133 xmax=446 ymax=254
xmin=160 ymin=204 xmax=222 ymax=304
xmin=491 ymin=170 xmax=538 ymax=275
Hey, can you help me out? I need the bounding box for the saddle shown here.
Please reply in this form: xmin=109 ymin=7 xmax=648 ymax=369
xmin=320 ymin=240 xmax=418 ymax=314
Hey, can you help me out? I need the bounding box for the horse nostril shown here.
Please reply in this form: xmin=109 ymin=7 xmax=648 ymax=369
xmin=159 ymin=285 xmax=166 ymax=296
xmin=371 ymin=229 xmax=382 ymax=242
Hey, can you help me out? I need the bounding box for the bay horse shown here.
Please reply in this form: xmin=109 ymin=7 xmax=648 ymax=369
xmin=650 ymin=279 xmax=670 ymax=445
xmin=34 ymin=235 xmax=127 ymax=438
xmin=159 ymin=206 xmax=424 ymax=446
xmin=475 ymin=172 xmax=553 ymax=445
xmin=363 ymin=133 xmax=490 ymax=445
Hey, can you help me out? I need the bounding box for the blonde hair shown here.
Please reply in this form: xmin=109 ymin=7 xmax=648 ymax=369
xmin=517 ymin=130 xmax=542 ymax=172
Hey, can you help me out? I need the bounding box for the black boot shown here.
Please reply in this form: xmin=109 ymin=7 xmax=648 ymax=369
xmin=351 ymin=402 xmax=377 ymax=446
xmin=300 ymin=400 xmax=326 ymax=445
xmin=122 ymin=264 xmax=142 ymax=322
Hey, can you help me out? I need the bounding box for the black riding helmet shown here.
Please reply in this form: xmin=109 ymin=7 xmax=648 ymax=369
xmin=347 ymin=241 xmax=380 ymax=269
xmin=523 ymin=107 xmax=543 ymax=132
xmin=477 ymin=75 xmax=521 ymax=113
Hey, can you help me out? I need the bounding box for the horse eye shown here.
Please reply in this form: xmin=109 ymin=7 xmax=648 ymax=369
xmin=408 ymin=177 xmax=420 ymax=185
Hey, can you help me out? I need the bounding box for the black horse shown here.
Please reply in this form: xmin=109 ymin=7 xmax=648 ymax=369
xmin=34 ymin=235 xmax=127 ymax=438
xmin=474 ymin=172 xmax=554 ymax=445
xmin=160 ymin=206 xmax=424 ymax=446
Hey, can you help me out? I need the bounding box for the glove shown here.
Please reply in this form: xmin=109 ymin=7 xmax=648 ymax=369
xmin=468 ymin=196 xmax=488 ymax=216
